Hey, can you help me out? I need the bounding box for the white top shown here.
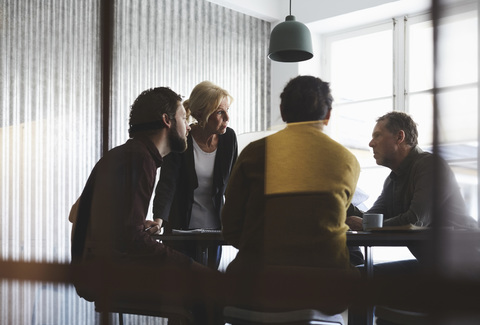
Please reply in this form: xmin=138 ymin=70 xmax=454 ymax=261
xmin=189 ymin=138 xmax=220 ymax=229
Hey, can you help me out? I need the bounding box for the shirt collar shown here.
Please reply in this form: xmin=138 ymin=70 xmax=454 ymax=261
xmin=390 ymin=145 xmax=423 ymax=178
xmin=285 ymin=120 xmax=328 ymax=130
xmin=135 ymin=135 xmax=163 ymax=167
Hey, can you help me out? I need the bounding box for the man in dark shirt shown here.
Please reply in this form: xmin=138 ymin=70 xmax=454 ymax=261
xmin=72 ymin=87 xmax=192 ymax=265
xmin=347 ymin=112 xmax=477 ymax=258
xmin=71 ymin=87 xmax=219 ymax=323
xmin=346 ymin=111 xmax=478 ymax=325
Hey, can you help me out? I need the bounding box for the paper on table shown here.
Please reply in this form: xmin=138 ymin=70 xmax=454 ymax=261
xmin=172 ymin=229 xmax=222 ymax=234
xmin=352 ymin=187 xmax=369 ymax=207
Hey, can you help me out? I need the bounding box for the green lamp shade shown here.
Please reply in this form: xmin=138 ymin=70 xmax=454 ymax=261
xmin=268 ymin=15 xmax=313 ymax=62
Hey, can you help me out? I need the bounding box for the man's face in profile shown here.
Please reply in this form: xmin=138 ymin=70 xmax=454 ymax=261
xmin=369 ymin=120 xmax=399 ymax=169
xmin=168 ymin=101 xmax=190 ymax=153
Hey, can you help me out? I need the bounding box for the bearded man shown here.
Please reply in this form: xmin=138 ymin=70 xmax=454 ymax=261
xmin=70 ymin=88 xmax=220 ymax=314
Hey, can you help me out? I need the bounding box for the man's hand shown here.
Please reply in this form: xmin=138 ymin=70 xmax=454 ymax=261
xmin=346 ymin=216 xmax=363 ymax=231
xmin=144 ymin=219 xmax=162 ymax=235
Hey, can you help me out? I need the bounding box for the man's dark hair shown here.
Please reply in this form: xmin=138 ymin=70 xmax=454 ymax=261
xmin=377 ymin=111 xmax=418 ymax=146
xmin=280 ymin=75 xmax=333 ymax=123
xmin=128 ymin=87 xmax=182 ymax=138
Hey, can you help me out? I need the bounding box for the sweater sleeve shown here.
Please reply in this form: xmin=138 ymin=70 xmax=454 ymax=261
xmin=221 ymin=144 xmax=251 ymax=248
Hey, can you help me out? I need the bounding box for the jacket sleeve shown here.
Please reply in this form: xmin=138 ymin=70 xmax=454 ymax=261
xmin=231 ymin=130 xmax=238 ymax=170
xmin=152 ymin=152 xmax=181 ymax=222
xmin=216 ymin=127 xmax=238 ymax=209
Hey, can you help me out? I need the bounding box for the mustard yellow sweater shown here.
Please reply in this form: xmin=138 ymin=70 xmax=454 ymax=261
xmin=222 ymin=121 xmax=360 ymax=271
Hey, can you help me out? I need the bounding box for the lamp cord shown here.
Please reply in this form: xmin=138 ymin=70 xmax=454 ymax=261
xmin=289 ymin=0 xmax=292 ymax=15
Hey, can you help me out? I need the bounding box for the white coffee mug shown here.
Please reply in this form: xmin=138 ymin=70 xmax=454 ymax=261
xmin=362 ymin=213 xmax=383 ymax=231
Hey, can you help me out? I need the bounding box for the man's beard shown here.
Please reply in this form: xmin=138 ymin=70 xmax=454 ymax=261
xmin=168 ymin=121 xmax=188 ymax=153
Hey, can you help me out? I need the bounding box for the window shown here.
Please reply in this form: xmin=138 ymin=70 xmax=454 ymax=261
xmin=324 ymin=21 xmax=395 ymax=209
xmin=323 ymin=3 xmax=478 ymax=220
xmin=326 ymin=23 xmax=394 ymax=152
xmin=408 ymin=10 xmax=478 ymax=146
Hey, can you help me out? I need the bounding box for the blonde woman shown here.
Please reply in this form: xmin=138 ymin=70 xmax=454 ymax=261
xmin=153 ymin=81 xmax=237 ymax=269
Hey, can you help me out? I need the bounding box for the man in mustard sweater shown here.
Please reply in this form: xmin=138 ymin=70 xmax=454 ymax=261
xmin=222 ymin=75 xmax=360 ymax=281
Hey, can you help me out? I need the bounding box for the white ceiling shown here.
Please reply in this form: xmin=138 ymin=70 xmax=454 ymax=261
xmin=207 ymin=0 xmax=433 ymax=33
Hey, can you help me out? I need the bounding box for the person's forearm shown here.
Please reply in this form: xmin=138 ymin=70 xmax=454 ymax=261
xmin=154 ymin=218 xmax=163 ymax=228
xmin=383 ymin=211 xmax=420 ymax=226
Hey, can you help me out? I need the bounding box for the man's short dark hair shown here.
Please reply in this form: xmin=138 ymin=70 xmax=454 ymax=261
xmin=128 ymin=87 xmax=182 ymax=138
xmin=377 ymin=111 xmax=418 ymax=146
xmin=280 ymin=75 xmax=333 ymax=123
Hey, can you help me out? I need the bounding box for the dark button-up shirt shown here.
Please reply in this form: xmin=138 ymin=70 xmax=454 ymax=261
xmin=72 ymin=136 xmax=191 ymax=263
xmin=367 ymin=146 xmax=476 ymax=229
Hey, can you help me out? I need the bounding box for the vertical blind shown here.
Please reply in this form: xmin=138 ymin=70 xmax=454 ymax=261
xmin=110 ymin=0 xmax=271 ymax=148
xmin=1 ymin=0 xmax=102 ymax=323
xmin=0 ymin=0 xmax=271 ymax=323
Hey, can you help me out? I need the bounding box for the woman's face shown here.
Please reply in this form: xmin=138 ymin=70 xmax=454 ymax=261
xmin=205 ymin=97 xmax=230 ymax=135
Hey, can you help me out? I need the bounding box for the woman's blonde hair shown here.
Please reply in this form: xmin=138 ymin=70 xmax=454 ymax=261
xmin=183 ymin=81 xmax=233 ymax=127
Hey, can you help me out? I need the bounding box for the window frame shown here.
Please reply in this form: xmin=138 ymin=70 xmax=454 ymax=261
xmin=321 ymin=2 xmax=478 ymax=219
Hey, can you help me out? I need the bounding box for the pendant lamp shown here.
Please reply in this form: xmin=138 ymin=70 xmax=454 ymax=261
xmin=268 ymin=0 xmax=313 ymax=62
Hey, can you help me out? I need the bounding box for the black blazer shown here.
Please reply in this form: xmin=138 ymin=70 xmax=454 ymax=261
xmin=153 ymin=127 xmax=238 ymax=232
